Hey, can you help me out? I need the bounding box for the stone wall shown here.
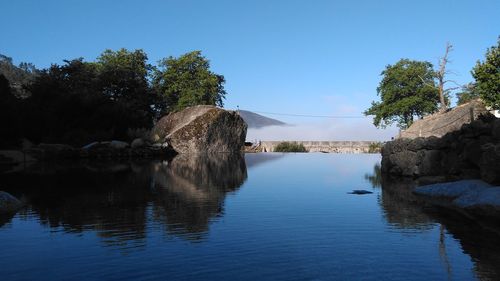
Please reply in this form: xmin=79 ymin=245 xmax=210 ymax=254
xmin=382 ymin=115 xmax=500 ymax=185
xmin=259 ymin=141 xmax=377 ymax=153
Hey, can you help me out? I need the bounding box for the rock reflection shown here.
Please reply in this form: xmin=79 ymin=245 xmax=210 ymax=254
xmin=366 ymin=164 xmax=500 ymax=280
xmin=0 ymin=153 xmax=247 ymax=248
xmin=152 ymin=153 xmax=247 ymax=240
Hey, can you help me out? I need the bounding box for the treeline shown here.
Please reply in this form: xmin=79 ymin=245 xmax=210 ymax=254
xmin=365 ymin=37 xmax=499 ymax=129
xmin=0 ymin=49 xmax=226 ymax=148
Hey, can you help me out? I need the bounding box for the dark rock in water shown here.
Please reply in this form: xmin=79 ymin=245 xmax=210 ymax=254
xmin=0 ymin=191 xmax=23 ymax=213
xmin=152 ymin=105 xmax=247 ymax=153
xmin=348 ymin=190 xmax=373 ymax=195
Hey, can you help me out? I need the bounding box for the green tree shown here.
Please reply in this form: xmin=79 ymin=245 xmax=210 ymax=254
xmin=456 ymin=83 xmax=480 ymax=105
xmin=364 ymin=59 xmax=440 ymax=129
xmin=0 ymin=54 xmax=39 ymax=97
xmin=154 ymin=51 xmax=226 ymax=113
xmin=95 ymin=48 xmax=156 ymax=125
xmin=472 ymin=37 xmax=500 ymax=109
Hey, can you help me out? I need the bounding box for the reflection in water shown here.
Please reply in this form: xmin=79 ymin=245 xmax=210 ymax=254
xmin=365 ymin=164 xmax=500 ymax=281
xmin=152 ymin=153 xmax=247 ymax=239
xmin=364 ymin=163 xmax=381 ymax=188
xmin=0 ymin=153 xmax=247 ymax=246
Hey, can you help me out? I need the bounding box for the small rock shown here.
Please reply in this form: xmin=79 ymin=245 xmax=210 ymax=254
xmin=82 ymin=141 xmax=99 ymax=150
xmin=109 ymin=140 xmax=129 ymax=149
xmin=131 ymin=138 xmax=145 ymax=149
xmin=0 ymin=191 xmax=23 ymax=213
xmin=348 ymin=190 xmax=373 ymax=195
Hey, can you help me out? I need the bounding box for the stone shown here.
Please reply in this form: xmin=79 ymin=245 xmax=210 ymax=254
xmin=152 ymin=105 xmax=247 ymax=154
xmin=348 ymin=190 xmax=373 ymax=195
xmin=492 ymin=118 xmax=500 ymax=140
xmin=479 ymin=143 xmax=500 ymax=185
xmin=82 ymin=142 xmax=99 ymax=150
xmin=388 ymin=150 xmax=418 ymax=176
xmin=0 ymin=191 xmax=23 ymax=213
xmin=399 ymin=99 xmax=491 ymax=139
xmin=416 ymin=149 xmax=442 ymax=176
xmin=109 ymin=140 xmax=129 ymax=149
xmin=414 ymin=180 xmax=500 ymax=211
xmin=131 ymin=138 xmax=145 ymax=149
xmin=414 ymin=179 xmax=489 ymax=198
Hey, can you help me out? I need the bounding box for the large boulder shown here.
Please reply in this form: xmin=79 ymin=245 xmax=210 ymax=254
xmin=152 ymin=105 xmax=247 ymax=153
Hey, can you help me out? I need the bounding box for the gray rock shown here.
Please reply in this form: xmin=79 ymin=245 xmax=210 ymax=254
xmin=388 ymin=150 xmax=418 ymax=176
xmin=109 ymin=140 xmax=129 ymax=149
xmin=414 ymin=179 xmax=489 ymax=198
xmin=0 ymin=191 xmax=23 ymax=213
xmin=414 ymin=180 xmax=500 ymax=211
xmin=492 ymin=118 xmax=500 ymax=140
xmin=152 ymin=105 xmax=247 ymax=153
xmin=416 ymin=149 xmax=442 ymax=176
xmin=479 ymin=143 xmax=500 ymax=185
xmin=82 ymin=141 xmax=99 ymax=150
xmin=131 ymin=138 xmax=145 ymax=149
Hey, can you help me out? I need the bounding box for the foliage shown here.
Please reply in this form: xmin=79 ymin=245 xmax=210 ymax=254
xmin=0 ymin=49 xmax=229 ymax=147
xmin=20 ymin=50 xmax=158 ymax=145
xmin=154 ymin=51 xmax=226 ymax=113
xmin=95 ymin=48 xmax=158 ymax=124
xmin=364 ymin=59 xmax=440 ymax=129
xmin=0 ymin=54 xmax=39 ymax=97
xmin=472 ymin=37 xmax=500 ymax=109
xmin=456 ymin=83 xmax=480 ymax=105
xmin=368 ymin=142 xmax=383 ymax=153
xmin=274 ymin=142 xmax=308 ymax=152
xmin=0 ymin=74 xmax=21 ymax=147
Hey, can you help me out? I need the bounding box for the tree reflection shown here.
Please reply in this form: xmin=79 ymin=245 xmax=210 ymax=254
xmin=367 ymin=162 xmax=500 ymax=281
xmin=0 ymin=153 xmax=247 ymax=248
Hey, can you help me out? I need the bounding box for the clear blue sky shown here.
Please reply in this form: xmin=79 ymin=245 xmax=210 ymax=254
xmin=2 ymin=0 xmax=499 ymax=140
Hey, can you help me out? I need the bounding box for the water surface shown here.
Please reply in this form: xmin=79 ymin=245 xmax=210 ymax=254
xmin=1 ymin=153 xmax=499 ymax=280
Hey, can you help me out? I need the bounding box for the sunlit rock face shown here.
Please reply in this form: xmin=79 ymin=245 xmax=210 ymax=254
xmin=152 ymin=105 xmax=247 ymax=153
xmin=399 ymin=99 xmax=490 ymax=139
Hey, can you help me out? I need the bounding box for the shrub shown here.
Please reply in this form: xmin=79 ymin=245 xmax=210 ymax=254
xmin=274 ymin=142 xmax=308 ymax=152
xmin=368 ymin=142 xmax=383 ymax=153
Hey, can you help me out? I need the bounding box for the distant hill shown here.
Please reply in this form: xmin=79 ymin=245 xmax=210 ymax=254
xmin=238 ymin=110 xmax=287 ymax=128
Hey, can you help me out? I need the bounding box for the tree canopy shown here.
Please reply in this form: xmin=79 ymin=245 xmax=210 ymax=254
xmin=0 ymin=49 xmax=228 ymax=147
xmin=153 ymin=51 xmax=226 ymax=114
xmin=472 ymin=38 xmax=500 ymax=109
xmin=364 ymin=59 xmax=439 ymax=129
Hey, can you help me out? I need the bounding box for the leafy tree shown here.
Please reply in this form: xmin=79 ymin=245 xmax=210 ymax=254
xmin=472 ymin=37 xmax=500 ymax=109
xmin=0 ymin=74 xmax=21 ymax=147
xmin=24 ymin=55 xmax=154 ymax=145
xmin=364 ymin=59 xmax=440 ymax=129
xmin=154 ymin=51 xmax=226 ymax=113
xmin=95 ymin=48 xmax=157 ymax=126
xmin=0 ymin=54 xmax=39 ymax=97
xmin=456 ymin=83 xmax=480 ymax=105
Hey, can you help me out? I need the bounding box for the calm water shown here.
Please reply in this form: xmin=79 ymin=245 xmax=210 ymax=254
xmin=1 ymin=153 xmax=499 ymax=281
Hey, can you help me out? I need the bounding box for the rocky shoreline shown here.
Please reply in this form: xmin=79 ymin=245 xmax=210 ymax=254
xmin=382 ymin=115 xmax=500 ymax=185
xmin=381 ymin=113 xmax=500 ymax=217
